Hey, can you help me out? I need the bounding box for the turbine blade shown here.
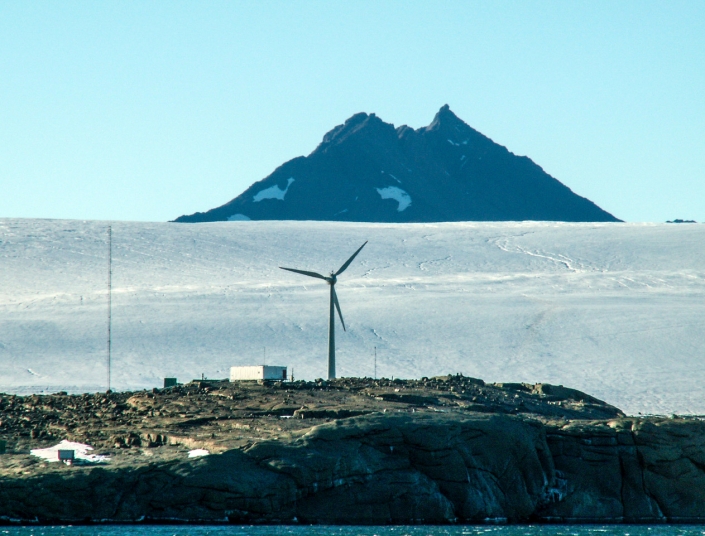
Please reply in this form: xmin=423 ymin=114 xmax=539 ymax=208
xmin=279 ymin=267 xmax=328 ymax=281
xmin=332 ymin=286 xmax=346 ymax=331
xmin=335 ymin=241 xmax=368 ymax=276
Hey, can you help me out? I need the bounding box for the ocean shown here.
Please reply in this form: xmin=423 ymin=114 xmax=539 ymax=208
xmin=2 ymin=526 xmax=705 ymax=536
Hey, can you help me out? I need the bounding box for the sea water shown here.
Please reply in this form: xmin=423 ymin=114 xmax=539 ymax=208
xmin=2 ymin=526 xmax=705 ymax=536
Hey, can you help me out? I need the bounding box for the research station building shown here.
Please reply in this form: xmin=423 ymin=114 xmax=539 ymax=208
xmin=230 ymin=365 xmax=288 ymax=382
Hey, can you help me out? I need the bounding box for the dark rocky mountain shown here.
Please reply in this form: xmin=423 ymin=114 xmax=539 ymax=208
xmin=174 ymin=105 xmax=620 ymax=223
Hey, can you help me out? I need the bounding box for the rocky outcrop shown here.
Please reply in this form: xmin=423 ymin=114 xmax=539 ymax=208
xmin=2 ymin=411 xmax=705 ymax=524
xmin=541 ymin=417 xmax=705 ymax=523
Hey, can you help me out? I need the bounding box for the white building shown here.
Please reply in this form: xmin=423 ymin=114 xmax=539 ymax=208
xmin=230 ymin=365 xmax=287 ymax=382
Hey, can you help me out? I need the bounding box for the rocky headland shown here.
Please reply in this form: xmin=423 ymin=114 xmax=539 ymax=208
xmin=1 ymin=375 xmax=704 ymax=524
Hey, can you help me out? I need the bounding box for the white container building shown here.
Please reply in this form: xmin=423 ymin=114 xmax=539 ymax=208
xmin=230 ymin=365 xmax=287 ymax=382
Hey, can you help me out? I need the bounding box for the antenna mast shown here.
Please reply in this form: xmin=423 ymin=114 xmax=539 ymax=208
xmin=107 ymin=225 xmax=112 ymax=393
xmin=374 ymin=346 xmax=377 ymax=380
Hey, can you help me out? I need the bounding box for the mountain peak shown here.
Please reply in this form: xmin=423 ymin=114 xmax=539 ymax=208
xmin=424 ymin=104 xmax=466 ymax=133
xmin=174 ymin=107 xmax=620 ymax=224
xmin=318 ymin=112 xmax=392 ymax=150
xmin=438 ymin=103 xmax=456 ymax=117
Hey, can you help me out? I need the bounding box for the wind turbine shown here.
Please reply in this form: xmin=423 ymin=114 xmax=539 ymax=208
xmin=280 ymin=241 xmax=367 ymax=380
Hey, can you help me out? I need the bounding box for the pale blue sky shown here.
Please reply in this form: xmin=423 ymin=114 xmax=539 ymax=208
xmin=1 ymin=1 xmax=703 ymax=222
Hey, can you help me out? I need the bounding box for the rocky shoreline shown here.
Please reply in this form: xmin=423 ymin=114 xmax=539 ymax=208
xmin=2 ymin=375 xmax=704 ymax=524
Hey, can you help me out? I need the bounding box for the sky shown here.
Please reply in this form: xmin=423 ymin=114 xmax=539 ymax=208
xmin=1 ymin=1 xmax=703 ymax=223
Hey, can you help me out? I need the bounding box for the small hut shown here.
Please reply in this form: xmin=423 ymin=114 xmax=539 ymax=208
xmin=230 ymin=365 xmax=287 ymax=381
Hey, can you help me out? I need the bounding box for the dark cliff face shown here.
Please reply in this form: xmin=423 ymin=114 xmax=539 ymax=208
xmin=174 ymin=105 xmax=620 ymax=223
xmin=3 ymin=414 xmax=705 ymax=524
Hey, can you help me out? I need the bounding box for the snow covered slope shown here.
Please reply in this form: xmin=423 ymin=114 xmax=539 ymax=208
xmin=1 ymin=218 xmax=703 ymax=415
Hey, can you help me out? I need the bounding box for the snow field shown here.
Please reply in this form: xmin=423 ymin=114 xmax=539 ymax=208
xmin=0 ymin=218 xmax=703 ymax=415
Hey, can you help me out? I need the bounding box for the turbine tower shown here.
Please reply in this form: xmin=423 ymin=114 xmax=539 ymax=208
xmin=280 ymin=241 xmax=367 ymax=380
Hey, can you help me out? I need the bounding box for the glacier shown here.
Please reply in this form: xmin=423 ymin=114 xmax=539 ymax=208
xmin=0 ymin=218 xmax=703 ymax=416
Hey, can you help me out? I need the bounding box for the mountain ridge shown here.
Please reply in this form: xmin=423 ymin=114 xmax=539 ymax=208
xmin=175 ymin=105 xmax=619 ymax=223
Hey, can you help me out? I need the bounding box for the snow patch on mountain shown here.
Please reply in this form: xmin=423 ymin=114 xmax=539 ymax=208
xmin=381 ymin=171 xmax=402 ymax=184
xmin=227 ymin=214 xmax=251 ymax=221
xmin=376 ymin=186 xmax=412 ymax=212
xmin=253 ymin=178 xmax=295 ymax=202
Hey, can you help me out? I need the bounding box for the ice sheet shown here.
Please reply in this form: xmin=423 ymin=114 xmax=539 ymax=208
xmin=1 ymin=218 xmax=704 ymax=416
